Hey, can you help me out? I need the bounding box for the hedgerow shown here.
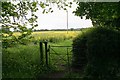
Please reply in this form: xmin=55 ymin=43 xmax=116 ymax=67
xmin=72 ymin=27 xmax=120 ymax=79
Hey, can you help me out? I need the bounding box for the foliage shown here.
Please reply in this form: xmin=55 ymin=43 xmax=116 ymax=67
xmin=72 ymin=27 xmax=120 ymax=79
xmin=84 ymin=27 xmax=120 ymax=80
xmin=72 ymin=29 xmax=88 ymax=69
xmin=74 ymin=2 xmax=120 ymax=29
xmin=1 ymin=1 xmax=39 ymax=48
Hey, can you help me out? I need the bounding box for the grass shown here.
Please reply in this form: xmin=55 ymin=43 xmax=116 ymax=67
xmin=3 ymin=44 xmax=58 ymax=78
xmin=2 ymin=31 xmax=81 ymax=78
xmin=2 ymin=44 xmax=40 ymax=78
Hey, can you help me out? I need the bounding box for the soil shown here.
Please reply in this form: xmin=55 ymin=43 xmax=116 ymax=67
xmin=45 ymin=71 xmax=66 ymax=78
xmin=37 ymin=67 xmax=82 ymax=79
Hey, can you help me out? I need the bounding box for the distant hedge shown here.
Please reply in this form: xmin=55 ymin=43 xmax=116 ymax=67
xmin=72 ymin=27 xmax=120 ymax=79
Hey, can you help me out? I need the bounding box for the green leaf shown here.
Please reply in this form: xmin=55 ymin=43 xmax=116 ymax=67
xmin=42 ymin=9 xmax=45 ymax=14
xmin=40 ymin=2 xmax=45 ymax=8
xmin=64 ymin=8 xmax=66 ymax=10
xmin=32 ymin=2 xmax=37 ymax=7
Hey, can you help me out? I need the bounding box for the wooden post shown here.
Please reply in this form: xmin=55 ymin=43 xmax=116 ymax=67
xmin=44 ymin=41 xmax=48 ymax=66
xmin=39 ymin=42 xmax=44 ymax=65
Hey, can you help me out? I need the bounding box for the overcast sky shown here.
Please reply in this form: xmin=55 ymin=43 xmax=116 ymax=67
xmin=34 ymin=2 xmax=93 ymax=30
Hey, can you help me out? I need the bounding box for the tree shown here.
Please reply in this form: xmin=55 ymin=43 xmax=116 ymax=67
xmin=74 ymin=2 xmax=120 ymax=29
xmin=1 ymin=0 xmax=72 ymax=48
xmin=1 ymin=1 xmax=40 ymax=48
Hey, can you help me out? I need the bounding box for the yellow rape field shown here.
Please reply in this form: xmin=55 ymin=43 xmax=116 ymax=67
xmin=31 ymin=31 xmax=81 ymax=41
xmin=12 ymin=31 xmax=81 ymax=43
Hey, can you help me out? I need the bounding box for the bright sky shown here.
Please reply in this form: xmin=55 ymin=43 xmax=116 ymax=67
xmin=35 ymin=2 xmax=93 ymax=30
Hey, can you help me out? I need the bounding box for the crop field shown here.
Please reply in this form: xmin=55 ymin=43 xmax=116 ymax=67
xmin=13 ymin=31 xmax=80 ymax=42
xmin=3 ymin=31 xmax=82 ymax=78
xmin=32 ymin=31 xmax=80 ymax=39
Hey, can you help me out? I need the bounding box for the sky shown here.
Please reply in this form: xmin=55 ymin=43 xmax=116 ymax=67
xmin=34 ymin=2 xmax=93 ymax=30
xmin=0 ymin=1 xmax=93 ymax=30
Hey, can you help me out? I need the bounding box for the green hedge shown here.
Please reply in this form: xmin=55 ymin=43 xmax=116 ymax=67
xmin=72 ymin=27 xmax=120 ymax=79
xmin=72 ymin=30 xmax=88 ymax=69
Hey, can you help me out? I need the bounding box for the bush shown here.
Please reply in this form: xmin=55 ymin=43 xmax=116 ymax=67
xmin=72 ymin=27 xmax=120 ymax=79
xmin=72 ymin=30 xmax=88 ymax=69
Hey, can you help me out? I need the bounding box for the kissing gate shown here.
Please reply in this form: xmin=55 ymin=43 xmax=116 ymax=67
xmin=39 ymin=41 xmax=72 ymax=70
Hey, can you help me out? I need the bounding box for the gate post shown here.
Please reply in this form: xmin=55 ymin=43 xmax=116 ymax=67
xmin=39 ymin=42 xmax=44 ymax=65
xmin=44 ymin=41 xmax=48 ymax=66
xmin=48 ymin=45 xmax=50 ymax=65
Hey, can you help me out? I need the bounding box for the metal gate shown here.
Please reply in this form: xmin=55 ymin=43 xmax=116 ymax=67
xmin=48 ymin=45 xmax=72 ymax=70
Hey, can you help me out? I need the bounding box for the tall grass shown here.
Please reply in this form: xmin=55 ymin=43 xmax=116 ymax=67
xmin=2 ymin=44 xmax=53 ymax=78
